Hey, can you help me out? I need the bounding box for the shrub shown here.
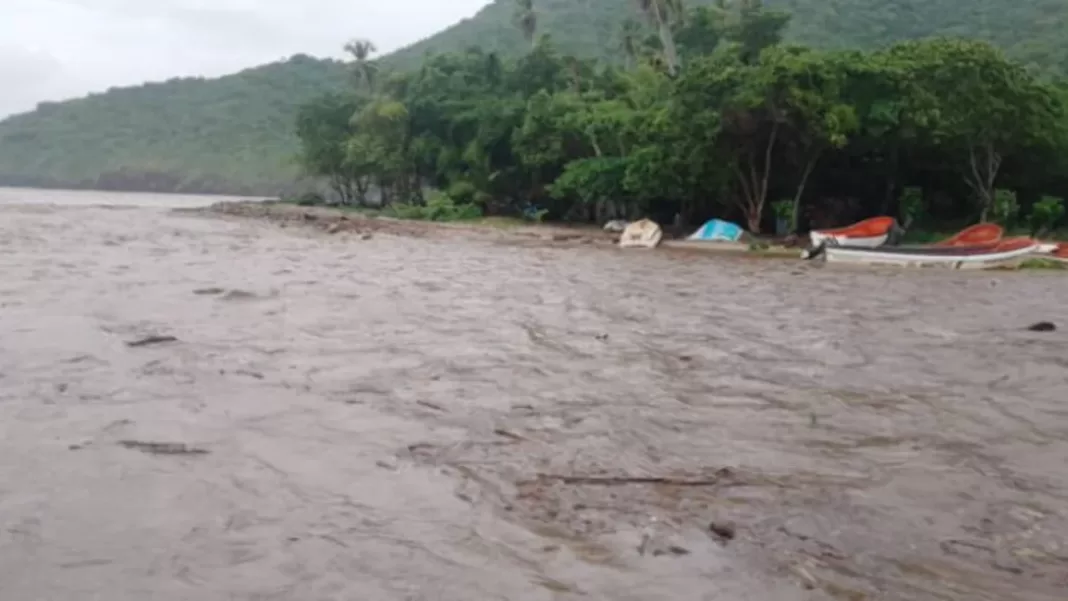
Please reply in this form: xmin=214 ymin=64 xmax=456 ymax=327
xmin=1028 ymin=196 xmax=1065 ymax=236
xmin=388 ymin=191 xmax=482 ymax=222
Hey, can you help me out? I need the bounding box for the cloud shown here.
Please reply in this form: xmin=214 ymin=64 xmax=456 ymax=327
xmin=0 ymin=0 xmax=490 ymax=117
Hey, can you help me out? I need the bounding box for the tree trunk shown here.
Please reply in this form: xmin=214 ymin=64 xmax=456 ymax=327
xmin=967 ymin=142 xmax=1002 ymax=223
xmin=790 ymin=150 xmax=820 ymax=233
xmin=650 ymin=2 xmax=680 ymax=76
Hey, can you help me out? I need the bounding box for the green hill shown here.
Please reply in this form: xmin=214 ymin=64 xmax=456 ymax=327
xmin=1 ymin=0 xmax=1065 ymax=195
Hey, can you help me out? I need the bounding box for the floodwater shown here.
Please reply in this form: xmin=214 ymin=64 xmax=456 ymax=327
xmin=1 ymin=187 xmax=1066 ymax=601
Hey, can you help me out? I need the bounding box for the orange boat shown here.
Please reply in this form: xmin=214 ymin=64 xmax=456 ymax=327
xmin=932 ymin=224 xmax=1003 ymax=248
xmin=809 ymin=216 xmax=896 ymax=248
xmin=1051 ymin=242 xmax=1068 ymax=263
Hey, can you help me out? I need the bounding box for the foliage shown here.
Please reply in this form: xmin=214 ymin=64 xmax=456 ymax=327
xmin=387 ymin=191 xmax=483 ymax=221
xmin=2 ymin=0 xmax=1068 ymax=195
xmin=1028 ymin=196 xmax=1066 ymax=236
xmin=284 ymin=2 xmax=1068 ymax=235
xmin=991 ymin=189 xmax=1020 ymax=229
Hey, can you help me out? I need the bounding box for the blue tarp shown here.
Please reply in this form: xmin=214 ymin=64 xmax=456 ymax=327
xmin=686 ymin=219 xmax=744 ymax=242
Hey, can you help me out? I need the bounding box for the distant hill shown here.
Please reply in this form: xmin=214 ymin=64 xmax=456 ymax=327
xmin=0 ymin=55 xmax=349 ymax=195
xmin=1 ymin=0 xmax=1065 ymax=195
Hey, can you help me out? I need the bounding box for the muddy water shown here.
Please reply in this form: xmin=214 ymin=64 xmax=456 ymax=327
xmin=1 ymin=189 xmax=1066 ymax=601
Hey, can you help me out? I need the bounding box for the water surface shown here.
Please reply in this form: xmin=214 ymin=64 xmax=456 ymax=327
xmin=1 ymin=188 xmax=1065 ymax=600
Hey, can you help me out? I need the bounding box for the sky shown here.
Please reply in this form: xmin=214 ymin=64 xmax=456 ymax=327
xmin=0 ymin=0 xmax=491 ymax=118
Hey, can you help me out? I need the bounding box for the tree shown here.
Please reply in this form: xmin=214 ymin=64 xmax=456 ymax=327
xmin=889 ymin=38 xmax=1063 ymax=221
xmin=619 ymin=19 xmax=643 ymax=70
xmin=344 ymin=39 xmax=380 ymax=92
xmin=769 ymin=49 xmax=860 ymax=231
xmin=636 ymin=0 xmax=686 ymax=76
xmin=514 ymin=0 xmax=539 ymax=49
xmin=294 ymin=93 xmax=365 ymax=203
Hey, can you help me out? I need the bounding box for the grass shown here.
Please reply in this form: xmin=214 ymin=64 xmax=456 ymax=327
xmin=1018 ymin=257 xmax=1068 ymax=270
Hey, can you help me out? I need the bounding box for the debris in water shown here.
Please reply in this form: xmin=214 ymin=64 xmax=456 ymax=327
xmin=494 ymin=428 xmax=526 ymax=441
xmin=125 ymin=335 xmax=178 ymax=347
xmin=653 ymin=545 xmax=691 ymax=557
xmin=117 ymin=440 xmax=209 ymax=455
xmin=536 ymin=467 xmax=735 ymax=487
xmin=193 ymin=287 xmax=225 ymax=295
xmin=708 ymin=520 xmax=737 ymax=543
xmin=1027 ymin=321 xmax=1056 ymax=332
xmin=416 ymin=400 xmax=446 ymax=412
xmin=221 ymin=289 xmax=258 ymax=301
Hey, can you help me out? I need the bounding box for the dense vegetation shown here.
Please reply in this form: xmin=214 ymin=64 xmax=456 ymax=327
xmin=0 ymin=0 xmax=1066 ymax=197
xmin=391 ymin=0 xmax=1068 ymax=78
xmin=296 ymin=0 xmax=1068 ymax=234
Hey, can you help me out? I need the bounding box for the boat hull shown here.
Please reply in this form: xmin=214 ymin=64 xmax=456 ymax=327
xmin=821 ymin=238 xmax=1040 ymax=270
xmin=809 ymin=216 xmax=896 ymax=249
xmin=618 ymin=219 xmax=663 ymax=249
xmin=809 ymin=232 xmax=888 ymax=248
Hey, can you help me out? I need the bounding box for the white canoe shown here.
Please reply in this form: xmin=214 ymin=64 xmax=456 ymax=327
xmin=619 ymin=218 xmax=663 ymax=249
xmin=814 ymin=237 xmax=1040 ymax=270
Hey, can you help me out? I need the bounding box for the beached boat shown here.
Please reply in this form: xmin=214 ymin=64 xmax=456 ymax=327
xmin=661 ymin=218 xmax=750 ymax=252
xmin=933 ymin=223 xmax=1003 ymax=247
xmin=618 ymin=218 xmax=663 ymax=249
xmin=809 ymin=237 xmax=1040 ymax=270
xmin=809 ymin=216 xmax=896 ymax=248
xmin=1050 ymin=242 xmax=1068 ymax=263
xmin=1033 ymin=241 xmax=1062 ymax=255
xmin=686 ymin=219 xmax=745 ymax=242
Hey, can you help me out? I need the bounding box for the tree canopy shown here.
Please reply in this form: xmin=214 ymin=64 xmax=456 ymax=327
xmin=0 ymin=0 xmax=1066 ymax=197
xmin=293 ymin=1 xmax=1068 ymax=234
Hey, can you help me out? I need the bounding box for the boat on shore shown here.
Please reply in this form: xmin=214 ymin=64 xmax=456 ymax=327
xmin=809 ymin=216 xmax=896 ymax=248
xmin=932 ymin=223 xmax=1003 ymax=247
xmin=1049 ymin=242 xmax=1068 ymax=263
xmin=618 ymin=218 xmax=663 ymax=249
xmin=808 ymin=236 xmax=1040 ymax=270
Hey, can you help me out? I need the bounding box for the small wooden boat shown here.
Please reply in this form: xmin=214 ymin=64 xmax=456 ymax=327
xmin=810 ymin=237 xmax=1040 ymax=270
xmin=618 ymin=218 xmax=663 ymax=249
xmin=809 ymin=216 xmax=896 ymax=248
xmin=933 ymin=223 xmax=1003 ymax=247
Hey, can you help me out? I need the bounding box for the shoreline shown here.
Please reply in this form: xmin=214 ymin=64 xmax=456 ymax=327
xmin=183 ymin=200 xmax=808 ymax=258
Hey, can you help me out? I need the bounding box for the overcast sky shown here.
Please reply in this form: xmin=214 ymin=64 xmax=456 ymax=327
xmin=0 ymin=0 xmax=491 ymax=118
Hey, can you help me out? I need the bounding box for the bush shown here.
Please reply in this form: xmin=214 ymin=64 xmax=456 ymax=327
xmin=283 ymin=191 xmax=326 ymax=206
xmin=899 ymin=187 xmax=924 ymax=227
xmin=388 ymin=191 xmax=482 ymax=222
xmin=991 ymin=189 xmax=1019 ymax=228
xmin=1028 ymin=196 xmax=1065 ymax=236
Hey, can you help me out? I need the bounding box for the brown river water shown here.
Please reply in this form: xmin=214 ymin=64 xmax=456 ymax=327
xmin=1 ymin=187 xmax=1066 ymax=600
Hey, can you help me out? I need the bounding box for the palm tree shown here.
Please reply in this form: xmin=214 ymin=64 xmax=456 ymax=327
xmin=343 ymin=39 xmax=379 ymax=92
xmin=635 ymin=0 xmax=685 ymax=76
xmin=513 ymin=0 xmax=538 ymax=49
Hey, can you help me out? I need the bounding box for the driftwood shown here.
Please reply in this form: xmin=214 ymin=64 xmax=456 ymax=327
xmin=534 ymin=467 xmax=735 ymax=487
xmin=125 ymin=335 xmax=178 ymax=347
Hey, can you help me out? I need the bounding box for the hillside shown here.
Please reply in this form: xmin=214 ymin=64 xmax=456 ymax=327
xmin=1 ymin=0 xmax=1066 ymax=195
xmin=0 ymin=55 xmax=349 ymax=195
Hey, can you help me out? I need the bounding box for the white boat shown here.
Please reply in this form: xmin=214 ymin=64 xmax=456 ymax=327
xmin=618 ymin=218 xmax=663 ymax=249
xmin=811 ymin=237 xmax=1040 ymax=270
xmin=809 ymin=216 xmax=896 ymax=248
